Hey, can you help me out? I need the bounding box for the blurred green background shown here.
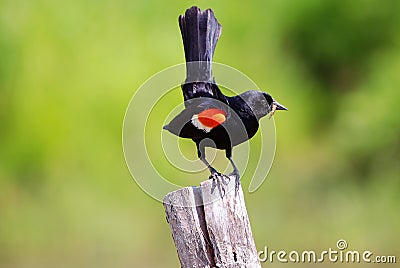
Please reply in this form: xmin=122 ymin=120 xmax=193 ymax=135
xmin=1 ymin=0 xmax=399 ymax=267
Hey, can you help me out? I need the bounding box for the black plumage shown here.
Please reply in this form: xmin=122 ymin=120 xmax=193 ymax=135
xmin=164 ymin=6 xmax=287 ymax=191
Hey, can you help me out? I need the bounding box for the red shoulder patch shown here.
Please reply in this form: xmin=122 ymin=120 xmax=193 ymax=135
xmin=197 ymin=108 xmax=227 ymax=128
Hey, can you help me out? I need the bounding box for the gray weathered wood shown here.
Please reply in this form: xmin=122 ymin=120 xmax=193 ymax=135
xmin=163 ymin=175 xmax=261 ymax=268
xmin=164 ymin=186 xmax=215 ymax=267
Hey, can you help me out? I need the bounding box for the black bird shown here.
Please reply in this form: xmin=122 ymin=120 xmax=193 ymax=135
xmin=163 ymin=6 xmax=287 ymax=192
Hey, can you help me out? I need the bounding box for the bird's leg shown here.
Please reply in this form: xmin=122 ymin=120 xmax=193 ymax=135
xmin=197 ymin=143 xmax=229 ymax=197
xmin=200 ymin=156 xmax=219 ymax=176
xmin=200 ymin=156 xmax=229 ymax=198
xmin=229 ymin=157 xmax=241 ymax=195
xmin=229 ymin=157 xmax=239 ymax=177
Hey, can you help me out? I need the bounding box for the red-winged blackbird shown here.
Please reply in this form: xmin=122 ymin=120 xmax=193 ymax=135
xmin=164 ymin=6 xmax=287 ymax=192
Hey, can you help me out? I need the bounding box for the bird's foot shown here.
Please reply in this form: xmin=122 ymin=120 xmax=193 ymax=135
xmin=209 ymin=171 xmax=230 ymax=198
xmin=229 ymin=170 xmax=241 ymax=196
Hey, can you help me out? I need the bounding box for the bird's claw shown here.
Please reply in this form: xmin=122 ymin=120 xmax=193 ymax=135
xmin=210 ymin=172 xmax=230 ymax=198
xmin=234 ymin=176 xmax=240 ymax=196
xmin=228 ymin=171 xmax=241 ymax=197
xmin=209 ymin=170 xmax=241 ymax=198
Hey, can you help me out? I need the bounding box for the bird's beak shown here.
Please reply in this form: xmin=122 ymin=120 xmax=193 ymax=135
xmin=273 ymin=100 xmax=288 ymax=111
xmin=269 ymin=100 xmax=288 ymax=119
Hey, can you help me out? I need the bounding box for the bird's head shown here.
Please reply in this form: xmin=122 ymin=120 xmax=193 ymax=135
xmin=263 ymin=92 xmax=288 ymax=118
xmin=241 ymin=91 xmax=287 ymax=119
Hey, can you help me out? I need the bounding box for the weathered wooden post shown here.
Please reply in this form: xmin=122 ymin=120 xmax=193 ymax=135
xmin=163 ymin=175 xmax=261 ymax=267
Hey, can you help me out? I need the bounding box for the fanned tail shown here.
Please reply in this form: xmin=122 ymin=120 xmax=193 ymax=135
xmin=179 ymin=6 xmax=222 ymax=83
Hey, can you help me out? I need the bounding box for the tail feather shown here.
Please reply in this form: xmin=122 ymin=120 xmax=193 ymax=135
xmin=179 ymin=6 xmax=222 ymax=82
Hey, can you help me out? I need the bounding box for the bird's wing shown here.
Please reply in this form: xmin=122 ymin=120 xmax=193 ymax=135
xmin=163 ymin=99 xmax=227 ymax=138
xmin=191 ymin=107 xmax=227 ymax=132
